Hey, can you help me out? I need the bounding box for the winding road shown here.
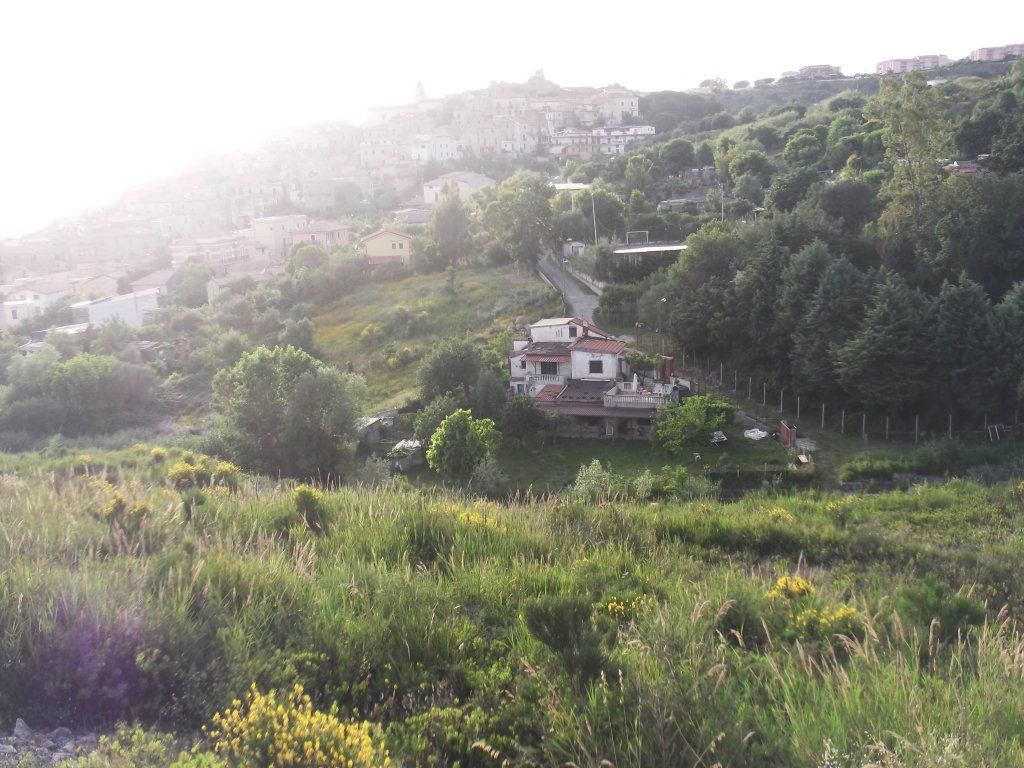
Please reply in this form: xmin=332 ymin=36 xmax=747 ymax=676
xmin=536 ymin=251 xmax=600 ymax=322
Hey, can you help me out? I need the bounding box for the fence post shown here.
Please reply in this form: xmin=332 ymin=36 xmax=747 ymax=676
xmin=796 ymin=396 xmax=801 ymax=421
xmin=841 ymin=409 xmax=845 ymax=434
xmin=915 ymin=415 xmax=919 ymax=444
xmin=862 ymin=412 xmax=867 ymax=440
xmin=948 ymin=414 xmax=952 ymax=440
xmin=733 ymin=370 xmax=737 ymax=392
xmin=779 ymin=390 xmax=784 ymax=414
xmin=719 ymin=362 xmax=724 ymax=386
xmin=762 ymin=383 xmax=766 ymax=407
xmin=821 ymin=403 xmax=825 ymax=430
xmin=885 ymin=416 xmax=889 ymax=441
xmin=748 ymin=377 xmax=752 ymax=400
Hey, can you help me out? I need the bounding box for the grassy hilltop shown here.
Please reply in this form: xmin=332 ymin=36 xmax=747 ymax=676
xmin=0 ymin=447 xmax=1022 ymax=766
xmin=313 ymin=264 xmax=561 ymax=409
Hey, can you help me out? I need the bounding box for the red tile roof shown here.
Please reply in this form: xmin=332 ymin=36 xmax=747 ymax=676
xmin=571 ymin=338 xmax=627 ymax=354
xmin=536 ymin=384 xmax=564 ymax=402
xmin=359 ymin=228 xmax=412 ymax=243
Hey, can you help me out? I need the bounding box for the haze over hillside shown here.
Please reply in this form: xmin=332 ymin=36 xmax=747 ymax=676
xmin=3 ymin=0 xmax=1024 ymax=236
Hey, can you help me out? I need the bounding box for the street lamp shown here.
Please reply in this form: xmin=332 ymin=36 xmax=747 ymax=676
xmin=657 ymin=297 xmax=667 ymax=353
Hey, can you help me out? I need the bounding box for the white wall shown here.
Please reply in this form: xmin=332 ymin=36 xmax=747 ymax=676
xmin=530 ymin=321 xmax=580 ymax=343
xmin=570 ymin=350 xmax=619 ymax=380
xmin=75 ymin=290 xmax=160 ymax=328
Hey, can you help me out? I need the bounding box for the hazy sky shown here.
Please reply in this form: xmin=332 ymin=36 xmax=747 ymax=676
xmin=2 ymin=0 xmax=1022 ymax=237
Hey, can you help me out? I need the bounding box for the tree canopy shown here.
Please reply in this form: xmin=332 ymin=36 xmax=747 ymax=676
xmin=214 ymin=345 xmax=366 ymax=479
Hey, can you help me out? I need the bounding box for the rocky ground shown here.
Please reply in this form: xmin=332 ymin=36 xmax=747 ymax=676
xmin=0 ymin=720 xmax=98 ymax=765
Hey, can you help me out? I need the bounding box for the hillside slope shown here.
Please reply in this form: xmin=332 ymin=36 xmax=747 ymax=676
xmin=0 ymin=448 xmax=1021 ymax=766
xmin=313 ymin=264 xmax=561 ymax=408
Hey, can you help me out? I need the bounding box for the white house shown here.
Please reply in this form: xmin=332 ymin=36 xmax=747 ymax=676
xmin=509 ymin=316 xmax=680 ymax=439
xmin=288 ymin=220 xmax=350 ymax=251
xmin=422 ymin=172 xmax=496 ymax=205
xmin=70 ymin=289 xmax=161 ymax=328
xmin=1 ymin=279 xmax=74 ymax=329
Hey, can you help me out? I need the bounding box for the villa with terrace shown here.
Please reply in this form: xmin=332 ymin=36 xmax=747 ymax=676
xmin=509 ymin=317 xmax=685 ymax=439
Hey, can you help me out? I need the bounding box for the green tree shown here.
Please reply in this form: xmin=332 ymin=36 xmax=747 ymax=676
xmin=425 ymin=409 xmax=501 ymax=482
xmin=573 ymin=183 xmax=625 ymax=242
xmin=431 ymin=186 xmax=471 ymax=267
xmin=660 ymin=138 xmax=696 ymax=174
xmin=417 ymin=338 xmax=482 ymax=402
xmin=867 ymin=72 xmax=952 ymax=246
xmin=414 ymin=393 xmax=461 ymax=441
xmin=791 ymin=257 xmax=870 ymax=401
xmin=733 ymin=173 xmax=764 ymax=206
xmin=655 ymin=396 xmax=734 ymax=455
xmin=928 ymin=274 xmax=998 ymax=418
xmin=783 ymin=129 xmax=825 ymax=169
xmin=481 ymin=171 xmax=553 ymax=268
xmin=624 ymin=155 xmax=655 ymax=196
xmin=287 ymin=244 xmax=328 ymax=276
xmin=729 ymin=150 xmax=775 ymax=186
xmin=500 ymin=395 xmax=552 ymax=441
xmin=173 ymin=262 xmax=213 ymax=308
xmin=5 ymin=343 xmax=59 ymax=400
xmin=835 ymin=274 xmax=932 ymax=412
xmin=214 ymin=345 xmax=366 ymax=478
xmin=695 ymin=141 xmax=715 ymax=167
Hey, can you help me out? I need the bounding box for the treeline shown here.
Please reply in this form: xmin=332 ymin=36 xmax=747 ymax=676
xmin=595 ymin=65 xmax=1024 ymax=421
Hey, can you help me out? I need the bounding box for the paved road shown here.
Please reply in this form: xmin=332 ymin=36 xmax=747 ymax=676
xmin=537 ymin=252 xmax=599 ymax=322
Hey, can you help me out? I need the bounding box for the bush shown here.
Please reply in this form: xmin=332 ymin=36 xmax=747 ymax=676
xmin=207 ymin=683 xmax=390 ymax=767
xmin=293 ymin=484 xmax=327 ymax=534
xmin=469 ymin=456 xmax=509 ymax=497
xmin=655 ymin=396 xmax=734 ymax=455
xmin=524 ymin=595 xmax=608 ymax=682
xmin=570 ymin=459 xmax=625 ymax=503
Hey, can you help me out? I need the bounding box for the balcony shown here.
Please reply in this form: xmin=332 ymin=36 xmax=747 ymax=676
xmin=603 ymin=381 xmax=672 ymax=409
xmin=527 ymin=374 xmax=566 ymax=386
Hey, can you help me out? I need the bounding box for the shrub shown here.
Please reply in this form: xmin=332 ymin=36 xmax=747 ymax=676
xmin=353 ymin=456 xmax=395 ymax=488
xmin=469 ymin=456 xmax=509 ymax=497
xmin=74 ymin=724 xmax=196 ymax=768
xmin=426 ymin=410 xmax=501 ymax=482
xmin=655 ymin=396 xmax=734 ymax=454
xmin=766 ymin=575 xmax=815 ymax=600
xmin=570 ymin=459 xmax=624 ymax=503
xmin=524 ymin=595 xmax=609 ymax=682
xmin=207 ymin=683 xmax=391 ymax=767
xmin=293 ymin=484 xmax=327 ymax=534
xmin=150 ymin=447 xmax=169 ymax=464
xmin=896 ymin=576 xmax=986 ymax=642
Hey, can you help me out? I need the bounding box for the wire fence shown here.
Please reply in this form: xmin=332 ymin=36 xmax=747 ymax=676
xmin=674 ymin=351 xmax=1021 ymax=444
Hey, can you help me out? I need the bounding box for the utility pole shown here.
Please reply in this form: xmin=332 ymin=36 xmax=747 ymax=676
xmin=591 ymin=193 xmax=599 ymax=245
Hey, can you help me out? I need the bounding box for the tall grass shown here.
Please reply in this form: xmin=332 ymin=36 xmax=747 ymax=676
xmin=0 ymin=449 xmax=1022 ymax=765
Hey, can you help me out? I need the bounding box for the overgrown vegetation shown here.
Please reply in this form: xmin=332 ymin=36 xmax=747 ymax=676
xmin=0 ymin=449 xmax=1022 ymax=766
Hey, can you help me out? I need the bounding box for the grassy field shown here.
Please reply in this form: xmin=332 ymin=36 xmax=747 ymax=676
xmin=313 ymin=264 xmax=561 ymax=409
xmin=1 ymin=446 xmax=1022 ymax=766
xmin=490 ymin=423 xmax=793 ymax=494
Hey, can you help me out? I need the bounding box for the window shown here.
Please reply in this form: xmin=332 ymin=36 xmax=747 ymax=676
xmin=399 ymin=242 xmax=404 ymax=249
xmin=392 ymin=242 xmax=397 ymax=249
xmin=569 ymin=326 xmax=577 ymax=337
xmin=540 ymin=361 xmax=558 ymax=375
xmin=589 ymin=359 xmax=603 ymax=374
xmin=10 ymin=309 xmax=17 ymax=320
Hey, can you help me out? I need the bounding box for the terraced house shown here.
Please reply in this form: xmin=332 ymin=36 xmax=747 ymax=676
xmin=509 ymin=317 xmax=683 ymax=439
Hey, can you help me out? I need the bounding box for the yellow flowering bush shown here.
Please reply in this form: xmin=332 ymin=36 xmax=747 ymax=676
xmin=792 ymin=605 xmax=862 ymax=640
xmin=207 ymin=683 xmax=391 ymax=767
xmin=167 ymin=453 xmax=239 ymax=491
xmin=602 ymin=594 xmax=654 ymax=623
xmin=766 ymin=575 xmax=815 ymax=600
xmin=764 ymin=506 xmax=796 ymax=524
